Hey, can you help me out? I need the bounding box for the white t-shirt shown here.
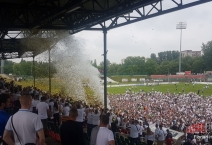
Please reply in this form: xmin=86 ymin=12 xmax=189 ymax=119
xmin=117 ymin=117 xmax=121 ymax=126
xmin=155 ymin=127 xmax=160 ymax=136
xmin=129 ymin=124 xmax=139 ymax=138
xmin=63 ymin=106 xmax=70 ymax=116
xmin=76 ymin=108 xmax=85 ymax=122
xmin=87 ymin=113 xmax=93 ymax=124
xmin=158 ymin=129 xmax=166 ymax=141
xmin=36 ymin=102 xmax=49 ymax=119
xmin=96 ymin=127 xmax=114 ymax=145
xmin=138 ymin=125 xmax=144 ymax=135
xmin=5 ymin=109 xmax=43 ymax=145
xmin=92 ymin=113 xmax=100 ymax=125
xmin=32 ymin=100 xmax=40 ymax=107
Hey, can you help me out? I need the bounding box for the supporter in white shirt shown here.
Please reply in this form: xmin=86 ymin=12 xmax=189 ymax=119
xmin=145 ymin=127 xmax=155 ymax=144
xmin=155 ymin=124 xmax=160 ymax=140
xmin=36 ymin=97 xmax=49 ymax=136
xmin=31 ymin=95 xmax=40 ymax=113
xmin=157 ymin=125 xmax=167 ymax=145
xmin=63 ymin=103 xmax=70 ymax=116
xmin=92 ymin=109 xmax=100 ymax=127
xmin=128 ymin=120 xmax=139 ymax=144
xmin=48 ymin=99 xmax=54 ymax=113
xmin=87 ymin=109 xmax=93 ymax=136
xmin=36 ymin=98 xmax=49 ymax=120
xmin=76 ymin=103 xmax=85 ymax=127
xmin=91 ymin=115 xmax=115 ymax=145
xmin=3 ymin=95 xmax=45 ymax=145
xmin=117 ymin=115 xmax=121 ymax=127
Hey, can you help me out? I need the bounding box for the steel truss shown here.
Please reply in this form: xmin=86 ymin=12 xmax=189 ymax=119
xmin=71 ymin=0 xmax=212 ymax=33
xmin=0 ymin=30 xmax=60 ymax=59
xmin=0 ymin=0 xmax=211 ymax=32
xmin=0 ymin=0 xmax=211 ymax=59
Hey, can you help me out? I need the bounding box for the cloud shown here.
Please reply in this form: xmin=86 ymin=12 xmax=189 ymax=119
xmin=75 ymin=2 xmax=212 ymax=64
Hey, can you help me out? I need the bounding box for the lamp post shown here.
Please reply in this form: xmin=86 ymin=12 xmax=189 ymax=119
xmin=176 ymin=22 xmax=187 ymax=73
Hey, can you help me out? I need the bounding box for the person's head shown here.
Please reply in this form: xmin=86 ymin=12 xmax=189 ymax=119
xmin=130 ymin=119 xmax=135 ymax=124
xmin=159 ymin=124 xmax=163 ymax=129
xmin=41 ymin=96 xmax=46 ymax=102
xmin=134 ymin=120 xmax=139 ymax=125
xmin=94 ymin=109 xmax=98 ymax=114
xmin=167 ymin=129 xmax=170 ymax=133
xmin=19 ymin=95 xmax=32 ymax=109
xmin=76 ymin=103 xmax=81 ymax=109
xmin=69 ymin=108 xmax=78 ymax=121
xmin=65 ymin=102 xmax=69 ymax=107
xmin=147 ymin=127 xmax=152 ymax=134
xmin=100 ymin=115 xmax=109 ymax=126
xmin=0 ymin=94 xmax=11 ymax=109
xmin=54 ymin=102 xmax=58 ymax=110
xmin=34 ymin=95 xmax=39 ymax=100
xmin=155 ymin=124 xmax=158 ymax=128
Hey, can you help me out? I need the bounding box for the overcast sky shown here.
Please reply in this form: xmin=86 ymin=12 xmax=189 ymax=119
xmin=73 ymin=1 xmax=212 ymax=65
xmin=12 ymin=1 xmax=212 ymax=65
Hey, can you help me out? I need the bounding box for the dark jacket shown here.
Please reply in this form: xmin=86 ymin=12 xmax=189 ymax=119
xmin=60 ymin=120 xmax=84 ymax=145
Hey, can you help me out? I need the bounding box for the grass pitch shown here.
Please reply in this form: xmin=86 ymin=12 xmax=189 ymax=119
xmin=107 ymin=83 xmax=212 ymax=96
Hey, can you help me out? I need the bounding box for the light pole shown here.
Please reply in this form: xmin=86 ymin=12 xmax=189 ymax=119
xmin=168 ymin=68 xmax=170 ymax=82
xmin=176 ymin=22 xmax=187 ymax=73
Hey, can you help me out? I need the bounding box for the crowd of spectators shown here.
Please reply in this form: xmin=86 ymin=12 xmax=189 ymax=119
xmin=0 ymin=77 xmax=211 ymax=145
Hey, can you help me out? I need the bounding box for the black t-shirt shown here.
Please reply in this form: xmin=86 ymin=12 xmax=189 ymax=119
xmin=183 ymin=141 xmax=192 ymax=145
xmin=60 ymin=120 xmax=84 ymax=145
xmin=111 ymin=122 xmax=117 ymax=132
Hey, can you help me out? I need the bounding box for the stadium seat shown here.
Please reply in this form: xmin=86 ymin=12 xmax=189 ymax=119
xmin=120 ymin=136 xmax=125 ymax=142
xmin=125 ymin=138 xmax=130 ymax=144
xmin=49 ymin=131 xmax=55 ymax=138
xmin=55 ymin=133 xmax=61 ymax=142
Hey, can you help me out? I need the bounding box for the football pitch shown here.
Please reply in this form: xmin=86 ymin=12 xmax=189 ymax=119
xmin=107 ymin=83 xmax=212 ymax=96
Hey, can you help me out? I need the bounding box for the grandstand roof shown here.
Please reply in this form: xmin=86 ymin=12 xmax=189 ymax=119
xmin=0 ymin=0 xmax=211 ymax=59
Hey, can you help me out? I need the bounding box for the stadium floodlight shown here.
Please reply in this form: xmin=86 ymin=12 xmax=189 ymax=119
xmin=176 ymin=22 xmax=187 ymax=73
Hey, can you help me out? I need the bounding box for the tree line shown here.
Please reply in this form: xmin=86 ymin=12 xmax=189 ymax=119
xmin=92 ymin=40 xmax=212 ymax=76
xmin=3 ymin=40 xmax=212 ymax=77
xmin=3 ymin=59 xmax=56 ymax=78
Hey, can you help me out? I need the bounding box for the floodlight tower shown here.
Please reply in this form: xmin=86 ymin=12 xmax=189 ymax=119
xmin=176 ymin=22 xmax=187 ymax=73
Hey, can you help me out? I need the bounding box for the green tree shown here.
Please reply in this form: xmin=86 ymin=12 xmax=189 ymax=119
xmin=98 ymin=59 xmax=110 ymax=72
xmin=144 ymin=58 xmax=158 ymax=75
xmin=202 ymin=41 xmax=212 ymax=70
xmin=92 ymin=59 xmax=97 ymax=68
xmin=4 ymin=60 xmax=14 ymax=74
xmin=150 ymin=53 xmax=157 ymax=61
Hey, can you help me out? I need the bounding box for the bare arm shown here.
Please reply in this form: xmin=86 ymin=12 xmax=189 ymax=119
xmin=3 ymin=130 xmax=14 ymax=145
xmin=109 ymin=140 xmax=115 ymax=145
xmin=37 ymin=129 xmax=45 ymax=145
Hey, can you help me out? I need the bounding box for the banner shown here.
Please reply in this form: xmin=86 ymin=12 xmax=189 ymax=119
xmin=131 ymin=78 xmax=137 ymax=82
xmin=186 ymin=124 xmax=206 ymax=134
xmin=122 ymin=78 xmax=128 ymax=82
